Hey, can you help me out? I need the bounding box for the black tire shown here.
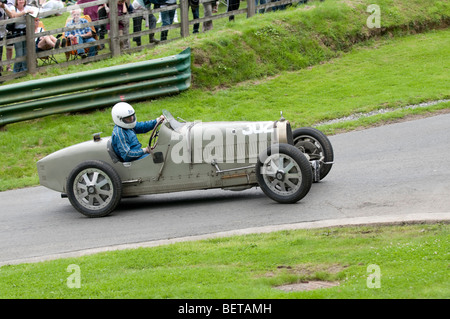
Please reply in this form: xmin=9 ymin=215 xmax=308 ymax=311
xmin=256 ymin=143 xmax=313 ymax=204
xmin=66 ymin=160 xmax=122 ymax=217
xmin=292 ymin=127 xmax=334 ymax=181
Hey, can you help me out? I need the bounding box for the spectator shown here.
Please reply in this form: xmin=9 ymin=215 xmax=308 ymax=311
xmin=3 ymin=0 xmax=14 ymax=73
xmin=77 ymin=0 xmax=106 ymax=49
xmin=0 ymin=5 xmax=7 ymax=76
xmin=27 ymin=0 xmax=64 ymax=15
xmin=97 ymin=2 xmax=109 ymax=47
xmin=160 ymin=0 xmax=175 ymax=41
xmin=26 ymin=0 xmax=38 ymax=7
xmin=271 ymin=0 xmax=286 ymax=12
xmin=35 ymin=17 xmax=59 ymax=52
xmin=41 ymin=0 xmax=64 ymax=12
xmin=76 ymin=0 xmax=99 ymax=21
xmin=227 ymin=0 xmax=239 ymax=21
xmin=255 ymin=0 xmax=266 ymax=14
xmin=188 ymin=0 xmax=199 ymax=34
xmin=1 ymin=0 xmax=34 ymax=73
xmin=157 ymin=6 xmax=178 ymax=23
xmin=65 ymin=8 xmax=97 ymax=58
xmin=131 ymin=0 xmax=159 ymax=45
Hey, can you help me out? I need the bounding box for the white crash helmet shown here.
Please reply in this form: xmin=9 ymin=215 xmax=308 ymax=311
xmin=111 ymin=102 xmax=137 ymax=129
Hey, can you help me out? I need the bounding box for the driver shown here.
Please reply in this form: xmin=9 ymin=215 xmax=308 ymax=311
xmin=111 ymin=102 xmax=165 ymax=162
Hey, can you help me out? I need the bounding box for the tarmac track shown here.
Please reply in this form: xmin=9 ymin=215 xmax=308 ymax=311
xmin=1 ymin=113 xmax=449 ymax=266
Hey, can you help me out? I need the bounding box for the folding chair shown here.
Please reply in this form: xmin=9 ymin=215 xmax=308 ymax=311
xmin=38 ymin=55 xmax=58 ymax=66
xmin=36 ymin=21 xmax=59 ymax=66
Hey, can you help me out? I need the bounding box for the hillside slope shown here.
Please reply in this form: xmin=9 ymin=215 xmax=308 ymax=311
xmin=187 ymin=0 xmax=450 ymax=89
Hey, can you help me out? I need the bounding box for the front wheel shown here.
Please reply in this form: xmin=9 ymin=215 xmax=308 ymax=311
xmin=256 ymin=143 xmax=313 ymax=204
xmin=66 ymin=160 xmax=122 ymax=217
xmin=292 ymin=127 xmax=334 ymax=181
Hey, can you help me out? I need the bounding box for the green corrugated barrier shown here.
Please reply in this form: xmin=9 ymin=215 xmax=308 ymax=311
xmin=0 ymin=48 xmax=191 ymax=126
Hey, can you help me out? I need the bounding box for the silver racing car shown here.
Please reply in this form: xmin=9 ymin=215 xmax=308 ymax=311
xmin=37 ymin=110 xmax=334 ymax=217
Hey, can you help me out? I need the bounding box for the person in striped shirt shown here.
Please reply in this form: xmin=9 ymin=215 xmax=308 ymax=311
xmin=64 ymin=8 xmax=97 ymax=58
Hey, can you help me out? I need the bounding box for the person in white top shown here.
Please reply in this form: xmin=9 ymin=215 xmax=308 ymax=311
xmin=34 ymin=17 xmax=58 ymax=52
xmin=27 ymin=0 xmax=64 ymax=14
xmin=0 ymin=0 xmax=34 ymax=73
xmin=0 ymin=5 xmax=7 ymax=76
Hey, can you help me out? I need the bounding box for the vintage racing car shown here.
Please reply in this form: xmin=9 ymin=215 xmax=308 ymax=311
xmin=37 ymin=110 xmax=334 ymax=217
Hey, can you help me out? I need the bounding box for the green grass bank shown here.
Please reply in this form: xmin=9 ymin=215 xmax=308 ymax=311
xmin=189 ymin=0 xmax=450 ymax=89
xmin=0 ymin=223 xmax=448 ymax=298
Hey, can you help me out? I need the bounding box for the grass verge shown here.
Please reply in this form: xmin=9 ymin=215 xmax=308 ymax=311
xmin=0 ymin=223 xmax=448 ymax=298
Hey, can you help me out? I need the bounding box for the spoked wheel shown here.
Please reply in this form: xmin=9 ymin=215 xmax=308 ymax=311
xmin=256 ymin=143 xmax=312 ymax=204
xmin=66 ymin=160 xmax=122 ymax=217
xmin=292 ymin=127 xmax=334 ymax=181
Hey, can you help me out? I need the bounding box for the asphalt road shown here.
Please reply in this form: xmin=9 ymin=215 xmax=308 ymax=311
xmin=1 ymin=114 xmax=449 ymax=265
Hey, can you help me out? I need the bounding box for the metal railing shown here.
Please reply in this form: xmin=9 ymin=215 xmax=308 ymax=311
xmin=0 ymin=47 xmax=191 ymax=126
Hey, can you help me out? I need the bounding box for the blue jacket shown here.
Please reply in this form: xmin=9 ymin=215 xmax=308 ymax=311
xmin=111 ymin=120 xmax=157 ymax=162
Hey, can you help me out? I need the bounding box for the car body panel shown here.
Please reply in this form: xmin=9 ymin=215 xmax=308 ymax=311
xmin=37 ymin=114 xmax=290 ymax=197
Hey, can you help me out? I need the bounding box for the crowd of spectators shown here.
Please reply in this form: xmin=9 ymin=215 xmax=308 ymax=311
xmin=1 ymin=0 xmax=317 ymax=76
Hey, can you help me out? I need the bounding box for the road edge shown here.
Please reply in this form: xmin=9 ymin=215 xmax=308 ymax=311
xmin=1 ymin=212 xmax=449 ymax=267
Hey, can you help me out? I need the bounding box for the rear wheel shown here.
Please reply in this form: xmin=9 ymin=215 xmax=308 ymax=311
xmin=256 ymin=143 xmax=312 ymax=204
xmin=66 ymin=160 xmax=122 ymax=217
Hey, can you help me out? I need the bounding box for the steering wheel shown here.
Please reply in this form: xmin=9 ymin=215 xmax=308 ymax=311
xmin=148 ymin=119 xmax=164 ymax=151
